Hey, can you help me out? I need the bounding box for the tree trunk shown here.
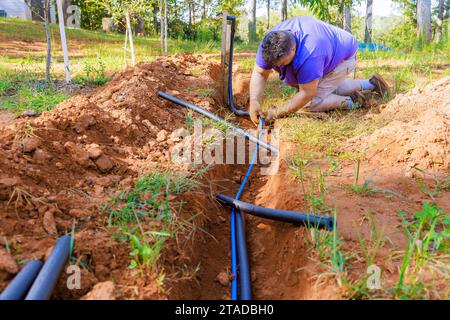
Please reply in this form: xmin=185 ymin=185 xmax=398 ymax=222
xmin=153 ymin=4 xmax=158 ymax=36
xmin=160 ymin=0 xmax=164 ymax=51
xmin=137 ymin=18 xmax=147 ymax=36
xmin=344 ymin=4 xmax=351 ymax=33
xmin=364 ymin=0 xmax=373 ymax=43
xmin=164 ymin=0 xmax=168 ymax=53
xmin=281 ymin=0 xmax=287 ymax=21
xmin=436 ymin=0 xmax=445 ymax=42
xmin=445 ymin=0 xmax=450 ymax=42
xmin=202 ymin=0 xmax=206 ymax=20
xmin=267 ymin=0 xmax=270 ymax=29
xmin=44 ymin=0 xmax=51 ymax=83
xmin=417 ymin=0 xmax=432 ymax=43
xmin=248 ymin=0 xmax=256 ymax=42
xmin=446 ymin=0 xmax=450 ymax=18
xmin=188 ymin=2 xmax=192 ymax=29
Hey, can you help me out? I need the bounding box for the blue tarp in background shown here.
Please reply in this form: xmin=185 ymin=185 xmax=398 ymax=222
xmin=358 ymin=42 xmax=393 ymax=52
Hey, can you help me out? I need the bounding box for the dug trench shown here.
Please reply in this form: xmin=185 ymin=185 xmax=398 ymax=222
xmin=0 ymin=53 xmax=316 ymax=300
xmin=1 ymin=53 xmax=448 ymax=299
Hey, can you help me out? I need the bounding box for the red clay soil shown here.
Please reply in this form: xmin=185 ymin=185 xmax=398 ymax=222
xmin=1 ymin=52 xmax=448 ymax=300
xmin=247 ymin=78 xmax=449 ymax=299
xmin=0 ymin=110 xmax=15 ymax=128
xmin=0 ymin=53 xmax=229 ymax=299
xmin=351 ymin=77 xmax=450 ymax=175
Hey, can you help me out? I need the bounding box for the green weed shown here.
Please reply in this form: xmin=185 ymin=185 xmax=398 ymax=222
xmin=104 ymin=170 xmax=203 ymax=270
xmin=412 ymin=167 xmax=450 ymax=202
xmin=395 ymin=202 xmax=449 ymax=299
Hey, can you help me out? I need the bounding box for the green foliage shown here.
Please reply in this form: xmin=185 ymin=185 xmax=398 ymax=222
xmin=292 ymin=0 xmax=353 ymax=26
xmin=105 ymin=171 xmax=201 ymax=270
xmin=376 ymin=19 xmax=422 ymax=51
xmin=412 ymin=167 xmax=450 ymax=202
xmin=89 ymin=0 xmax=152 ymax=26
xmin=72 ymin=0 xmax=108 ymax=30
xmin=395 ymin=202 xmax=449 ymax=299
xmin=73 ymin=56 xmax=111 ymax=86
xmin=401 ymin=202 xmax=449 ymax=253
xmin=0 ymin=78 xmax=14 ymax=96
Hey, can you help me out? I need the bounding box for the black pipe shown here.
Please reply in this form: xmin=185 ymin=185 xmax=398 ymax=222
xmin=216 ymin=194 xmax=335 ymax=231
xmin=226 ymin=16 xmax=250 ymax=117
xmin=0 ymin=260 xmax=44 ymax=300
xmin=158 ymin=91 xmax=279 ymax=154
xmin=235 ymin=210 xmax=252 ymax=300
xmin=25 ymin=235 xmax=71 ymax=300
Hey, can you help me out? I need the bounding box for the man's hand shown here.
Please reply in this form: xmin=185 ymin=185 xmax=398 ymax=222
xmin=249 ymin=100 xmax=263 ymax=124
xmin=263 ymin=108 xmax=278 ymax=122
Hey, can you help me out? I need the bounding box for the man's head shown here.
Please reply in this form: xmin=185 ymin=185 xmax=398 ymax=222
xmin=261 ymin=31 xmax=296 ymax=67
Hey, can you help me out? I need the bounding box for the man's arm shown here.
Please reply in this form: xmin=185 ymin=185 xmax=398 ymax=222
xmin=249 ymin=65 xmax=271 ymax=123
xmin=266 ymin=80 xmax=319 ymax=120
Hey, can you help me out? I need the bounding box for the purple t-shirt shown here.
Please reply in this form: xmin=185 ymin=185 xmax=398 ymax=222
xmin=256 ymin=16 xmax=357 ymax=85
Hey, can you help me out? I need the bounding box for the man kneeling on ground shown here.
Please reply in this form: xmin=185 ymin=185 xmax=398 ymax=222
xmin=249 ymin=16 xmax=390 ymax=123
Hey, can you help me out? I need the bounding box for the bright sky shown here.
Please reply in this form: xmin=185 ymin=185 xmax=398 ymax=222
xmin=256 ymin=0 xmax=402 ymax=18
xmin=355 ymin=0 xmax=401 ymax=16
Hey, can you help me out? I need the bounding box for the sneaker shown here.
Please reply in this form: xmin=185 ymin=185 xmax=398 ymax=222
xmin=369 ymin=73 xmax=390 ymax=97
xmin=350 ymin=91 xmax=368 ymax=108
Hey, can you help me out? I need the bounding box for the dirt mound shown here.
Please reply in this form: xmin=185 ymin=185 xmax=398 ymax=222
xmin=351 ymin=77 xmax=449 ymax=175
xmin=0 ymin=53 xmax=222 ymax=298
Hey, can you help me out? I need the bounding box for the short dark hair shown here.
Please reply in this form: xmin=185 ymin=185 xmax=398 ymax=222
xmin=261 ymin=31 xmax=294 ymax=66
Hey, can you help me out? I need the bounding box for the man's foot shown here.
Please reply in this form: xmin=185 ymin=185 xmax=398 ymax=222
xmin=350 ymin=91 xmax=369 ymax=108
xmin=369 ymin=73 xmax=390 ymax=97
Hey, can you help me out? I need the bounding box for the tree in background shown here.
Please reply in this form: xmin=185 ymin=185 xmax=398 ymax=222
xmin=364 ymin=0 xmax=373 ymax=42
xmin=281 ymin=0 xmax=288 ymax=21
xmin=24 ymin=0 xmax=53 ymax=82
xmin=248 ymin=0 xmax=257 ymax=42
xmin=71 ymin=0 xmax=107 ymax=30
xmin=344 ymin=3 xmax=352 ymax=32
xmin=435 ymin=0 xmax=445 ymax=42
xmin=417 ymin=0 xmax=432 ymax=43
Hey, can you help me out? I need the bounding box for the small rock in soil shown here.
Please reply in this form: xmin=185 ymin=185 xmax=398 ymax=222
xmin=64 ymin=141 xmax=92 ymax=168
xmin=216 ymin=271 xmax=230 ymax=287
xmin=69 ymin=209 xmax=87 ymax=218
xmin=33 ymin=148 xmax=52 ymax=162
xmin=22 ymin=110 xmax=41 ymax=117
xmin=95 ymin=154 xmax=114 ymax=173
xmin=156 ymin=129 xmax=168 ymax=142
xmin=81 ymin=281 xmax=116 ymax=300
xmin=0 ymin=177 xmax=21 ymax=200
xmin=43 ymin=210 xmax=57 ymax=235
xmin=86 ymin=143 xmax=103 ymax=160
xmin=22 ymin=137 xmax=42 ymax=153
xmin=0 ymin=247 xmax=19 ymax=275
xmin=256 ymin=223 xmax=271 ymax=232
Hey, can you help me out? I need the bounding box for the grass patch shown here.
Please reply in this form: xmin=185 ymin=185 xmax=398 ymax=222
xmin=0 ymin=83 xmax=69 ymax=114
xmin=237 ymin=57 xmax=256 ymax=73
xmin=279 ymin=111 xmax=378 ymax=154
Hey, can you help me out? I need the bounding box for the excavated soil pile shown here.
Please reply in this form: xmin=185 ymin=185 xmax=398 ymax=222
xmin=351 ymin=77 xmax=449 ymax=174
xmin=0 ymin=53 xmax=222 ymax=299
